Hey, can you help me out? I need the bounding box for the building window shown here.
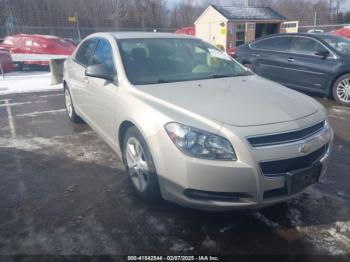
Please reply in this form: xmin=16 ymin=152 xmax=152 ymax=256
xmin=247 ymin=23 xmax=256 ymax=30
xmin=236 ymin=24 xmax=245 ymax=31
xmin=282 ymin=23 xmax=297 ymax=29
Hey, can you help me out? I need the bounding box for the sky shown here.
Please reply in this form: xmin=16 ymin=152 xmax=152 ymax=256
xmin=219 ymin=0 xmax=350 ymax=11
xmin=168 ymin=0 xmax=350 ymax=11
xmin=344 ymin=1 xmax=350 ymax=11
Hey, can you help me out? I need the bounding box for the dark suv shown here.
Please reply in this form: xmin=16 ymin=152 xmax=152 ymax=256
xmin=235 ymin=33 xmax=350 ymax=105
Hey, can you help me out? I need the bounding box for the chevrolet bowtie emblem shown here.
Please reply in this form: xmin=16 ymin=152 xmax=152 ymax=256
xmin=299 ymin=143 xmax=312 ymax=154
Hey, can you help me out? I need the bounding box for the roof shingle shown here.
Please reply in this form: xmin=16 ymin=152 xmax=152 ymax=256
xmin=212 ymin=5 xmax=286 ymax=21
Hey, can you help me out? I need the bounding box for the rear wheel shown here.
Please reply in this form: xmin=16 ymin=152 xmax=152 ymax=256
xmin=64 ymin=87 xmax=82 ymax=123
xmin=122 ymin=126 xmax=161 ymax=202
xmin=333 ymin=74 xmax=350 ymax=106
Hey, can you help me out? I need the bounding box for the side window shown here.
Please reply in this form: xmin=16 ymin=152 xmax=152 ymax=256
xmin=91 ymin=39 xmax=116 ymax=74
xmin=290 ymin=37 xmax=328 ymax=56
xmin=251 ymin=37 xmax=291 ymax=52
xmin=75 ymin=39 xmax=97 ymax=67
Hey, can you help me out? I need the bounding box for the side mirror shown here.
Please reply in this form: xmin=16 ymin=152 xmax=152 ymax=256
xmin=314 ymin=50 xmax=330 ymax=58
xmin=85 ymin=64 xmax=115 ymax=81
xmin=244 ymin=65 xmax=255 ymax=74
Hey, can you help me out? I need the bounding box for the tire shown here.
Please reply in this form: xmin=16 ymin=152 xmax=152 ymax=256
xmin=332 ymin=74 xmax=350 ymax=106
xmin=243 ymin=63 xmax=255 ymax=73
xmin=122 ymin=126 xmax=161 ymax=202
xmin=64 ymin=86 xmax=82 ymax=123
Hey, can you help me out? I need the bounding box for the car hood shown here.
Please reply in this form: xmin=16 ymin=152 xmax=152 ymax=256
xmin=136 ymin=75 xmax=319 ymax=127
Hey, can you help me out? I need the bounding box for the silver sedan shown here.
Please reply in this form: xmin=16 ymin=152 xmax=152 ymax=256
xmin=63 ymin=32 xmax=333 ymax=211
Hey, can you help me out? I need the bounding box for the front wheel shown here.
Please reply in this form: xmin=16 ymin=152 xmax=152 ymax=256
xmin=123 ymin=126 xmax=161 ymax=202
xmin=332 ymin=74 xmax=350 ymax=106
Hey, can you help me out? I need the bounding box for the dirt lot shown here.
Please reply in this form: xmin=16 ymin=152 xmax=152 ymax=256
xmin=0 ymin=90 xmax=349 ymax=258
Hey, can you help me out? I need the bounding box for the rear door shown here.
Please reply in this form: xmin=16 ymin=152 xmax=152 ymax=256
xmin=281 ymin=36 xmax=337 ymax=92
xmin=68 ymin=38 xmax=98 ymax=113
xmin=249 ymin=36 xmax=292 ymax=83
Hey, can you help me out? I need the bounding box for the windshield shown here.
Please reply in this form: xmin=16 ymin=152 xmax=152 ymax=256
xmin=117 ymin=38 xmax=249 ymax=85
xmin=318 ymin=35 xmax=350 ymax=55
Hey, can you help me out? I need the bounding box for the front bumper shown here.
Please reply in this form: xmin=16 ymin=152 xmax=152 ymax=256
xmin=148 ymin=120 xmax=333 ymax=211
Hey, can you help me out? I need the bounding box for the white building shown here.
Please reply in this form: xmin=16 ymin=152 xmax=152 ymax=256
xmin=195 ymin=5 xmax=298 ymax=51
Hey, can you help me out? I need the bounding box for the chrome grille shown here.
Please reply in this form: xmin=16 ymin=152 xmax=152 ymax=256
xmin=247 ymin=121 xmax=325 ymax=147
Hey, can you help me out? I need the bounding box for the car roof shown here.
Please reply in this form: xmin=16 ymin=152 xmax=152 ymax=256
xmin=107 ymin=32 xmax=197 ymax=40
xmin=249 ymin=33 xmax=344 ymax=56
xmin=258 ymin=33 xmax=333 ymax=39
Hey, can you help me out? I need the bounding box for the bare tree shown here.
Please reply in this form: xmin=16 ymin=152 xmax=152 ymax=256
xmin=1 ymin=0 xmax=347 ymax=39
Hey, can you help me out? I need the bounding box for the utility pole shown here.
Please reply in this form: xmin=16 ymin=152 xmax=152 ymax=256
xmin=75 ymin=11 xmax=81 ymax=43
xmin=7 ymin=0 xmax=15 ymax=34
xmin=313 ymin=12 xmax=317 ymax=30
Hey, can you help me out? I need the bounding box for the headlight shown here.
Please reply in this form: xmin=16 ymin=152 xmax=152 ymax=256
xmin=324 ymin=119 xmax=330 ymax=129
xmin=164 ymin=122 xmax=237 ymax=161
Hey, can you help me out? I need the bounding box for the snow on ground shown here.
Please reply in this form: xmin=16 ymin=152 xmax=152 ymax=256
xmin=0 ymin=71 xmax=62 ymax=95
xmin=285 ymin=188 xmax=350 ymax=255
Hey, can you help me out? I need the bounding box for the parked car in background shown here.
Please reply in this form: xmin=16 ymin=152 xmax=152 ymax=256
xmin=63 ymin=32 xmax=333 ymax=210
xmin=64 ymin=38 xmax=78 ymax=46
xmin=0 ymin=34 xmax=76 ymax=70
xmin=236 ymin=33 xmax=350 ymax=105
xmin=227 ymin=46 xmax=236 ymax=57
xmin=307 ymin=29 xmax=324 ymax=34
xmin=0 ymin=49 xmax=14 ymax=73
xmin=330 ymin=27 xmax=350 ymax=39
xmin=175 ymin=26 xmax=196 ymax=36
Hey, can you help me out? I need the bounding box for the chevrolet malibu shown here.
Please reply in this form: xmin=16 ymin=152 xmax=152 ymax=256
xmin=63 ymin=32 xmax=333 ymax=211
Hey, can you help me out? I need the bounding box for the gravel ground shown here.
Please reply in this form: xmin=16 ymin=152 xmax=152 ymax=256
xmin=0 ymin=90 xmax=349 ymax=259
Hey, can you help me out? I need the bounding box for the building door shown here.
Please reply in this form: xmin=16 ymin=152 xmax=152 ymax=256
xmin=235 ymin=24 xmax=245 ymax=47
xmin=255 ymin=23 xmax=278 ymax=38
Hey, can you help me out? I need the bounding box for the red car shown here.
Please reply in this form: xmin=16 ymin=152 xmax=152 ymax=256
xmin=330 ymin=28 xmax=350 ymax=39
xmin=175 ymin=26 xmax=196 ymax=36
xmin=0 ymin=34 xmax=76 ymax=69
xmin=0 ymin=49 xmax=13 ymax=73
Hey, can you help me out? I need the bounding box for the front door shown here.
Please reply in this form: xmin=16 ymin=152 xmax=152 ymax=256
xmin=84 ymin=38 xmax=118 ymax=144
xmin=282 ymin=36 xmax=337 ymax=92
xmin=250 ymin=36 xmax=292 ymax=84
xmin=69 ymin=38 xmax=98 ymax=112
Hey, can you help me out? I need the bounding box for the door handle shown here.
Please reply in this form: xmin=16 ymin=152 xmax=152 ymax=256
xmin=288 ymin=58 xmax=295 ymax=62
xmin=253 ymin=53 xmax=260 ymax=57
xmin=84 ymin=76 xmax=89 ymax=85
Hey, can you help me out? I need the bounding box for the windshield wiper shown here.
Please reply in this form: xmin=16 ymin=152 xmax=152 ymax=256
xmin=211 ymin=73 xmax=250 ymax=79
xmin=135 ymin=79 xmax=172 ymax=85
xmin=210 ymin=74 xmax=236 ymax=79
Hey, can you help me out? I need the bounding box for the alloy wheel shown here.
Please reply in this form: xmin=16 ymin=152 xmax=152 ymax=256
xmin=336 ymin=78 xmax=350 ymax=103
xmin=125 ymin=137 xmax=149 ymax=192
